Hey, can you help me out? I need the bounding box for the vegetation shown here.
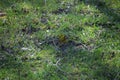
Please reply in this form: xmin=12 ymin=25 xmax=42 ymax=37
xmin=0 ymin=0 xmax=120 ymax=80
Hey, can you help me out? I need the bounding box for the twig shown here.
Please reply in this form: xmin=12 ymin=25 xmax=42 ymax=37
xmin=52 ymin=39 xmax=60 ymax=52
xmin=48 ymin=58 xmax=68 ymax=74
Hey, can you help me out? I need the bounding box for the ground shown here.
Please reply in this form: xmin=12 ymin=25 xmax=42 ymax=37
xmin=0 ymin=0 xmax=120 ymax=80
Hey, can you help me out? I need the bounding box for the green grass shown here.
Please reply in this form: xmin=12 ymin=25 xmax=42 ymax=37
xmin=0 ymin=0 xmax=120 ymax=80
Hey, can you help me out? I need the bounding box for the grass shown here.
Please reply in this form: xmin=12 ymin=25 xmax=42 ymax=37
xmin=0 ymin=0 xmax=120 ymax=80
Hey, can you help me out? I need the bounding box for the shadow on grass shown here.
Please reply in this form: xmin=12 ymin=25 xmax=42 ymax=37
xmin=46 ymin=44 xmax=120 ymax=79
xmin=78 ymin=0 xmax=120 ymax=49
xmin=38 ymin=36 xmax=120 ymax=79
xmin=79 ymin=0 xmax=120 ymax=22
xmin=0 ymin=0 xmax=15 ymax=9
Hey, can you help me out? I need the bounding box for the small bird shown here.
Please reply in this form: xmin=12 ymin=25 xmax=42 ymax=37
xmin=58 ymin=34 xmax=68 ymax=44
